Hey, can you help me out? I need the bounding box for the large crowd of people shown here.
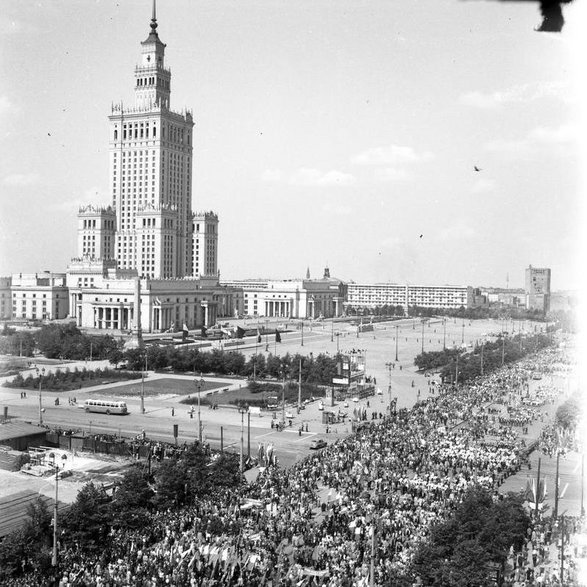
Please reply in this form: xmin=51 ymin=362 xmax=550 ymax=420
xmin=19 ymin=346 xmax=582 ymax=586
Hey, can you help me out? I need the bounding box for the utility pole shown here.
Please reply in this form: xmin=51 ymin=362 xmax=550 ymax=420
xmin=582 ymin=453 xmax=584 ymax=516
xmin=297 ymin=358 xmax=302 ymax=414
xmin=370 ymin=521 xmax=377 ymax=587
xmin=197 ymin=374 xmax=203 ymax=443
xmin=140 ymin=353 xmax=147 ymax=414
xmin=535 ymin=457 xmax=541 ymax=517
xmin=455 ymin=354 xmax=459 ymax=385
xmin=281 ymin=373 xmax=286 ymax=425
xmin=239 ymin=411 xmax=244 ymax=474
xmin=560 ymin=515 xmax=565 ymax=585
xmin=501 ymin=335 xmax=505 ymax=367
xmin=553 ymin=451 xmax=560 ymax=520
xmin=36 ymin=367 xmax=45 ymax=426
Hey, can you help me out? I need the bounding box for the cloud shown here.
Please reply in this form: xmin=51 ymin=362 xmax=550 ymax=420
xmin=351 ymin=144 xmax=433 ymax=166
xmin=322 ymin=203 xmax=352 ymax=216
xmin=459 ymin=81 xmax=569 ymax=109
xmin=290 ymin=168 xmax=356 ymax=187
xmin=261 ymin=169 xmax=282 ymax=182
xmin=485 ymin=123 xmax=576 ymax=157
xmin=374 ymin=167 xmax=410 ymax=182
xmin=471 ymin=178 xmax=496 ymax=194
xmin=0 ymin=95 xmax=18 ymax=119
xmin=440 ymin=224 xmax=476 ymax=241
xmin=379 ymin=236 xmax=402 ymax=250
xmin=2 ymin=173 xmax=39 ymax=187
xmin=0 ymin=14 xmax=39 ymax=35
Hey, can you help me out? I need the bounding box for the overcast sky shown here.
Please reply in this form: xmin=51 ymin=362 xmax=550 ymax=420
xmin=0 ymin=0 xmax=583 ymax=290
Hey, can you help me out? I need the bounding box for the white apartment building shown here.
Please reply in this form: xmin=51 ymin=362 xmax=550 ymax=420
xmin=222 ymin=269 xmax=346 ymax=319
xmin=10 ymin=273 xmax=69 ymax=321
xmin=345 ymin=283 xmax=473 ymax=313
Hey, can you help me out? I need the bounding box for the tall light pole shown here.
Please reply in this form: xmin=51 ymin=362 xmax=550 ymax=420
xmin=297 ymin=358 xmax=302 ymax=414
xmin=195 ymin=374 xmax=204 ymax=442
xmin=301 ymin=321 xmax=304 ymax=347
xmin=461 ymin=319 xmax=465 ymax=344
xmin=395 ymin=325 xmax=399 ymax=362
xmin=421 ymin=320 xmax=424 ymax=354
xmin=36 ymin=367 xmax=45 ymax=426
xmin=239 ymin=408 xmax=245 ymax=474
xmin=49 ymin=452 xmax=67 ymax=568
xmin=140 ymin=352 xmax=147 ymax=414
xmin=330 ymin=319 xmax=334 ymax=342
xmin=480 ymin=341 xmax=484 ymax=376
xmin=335 ymin=332 xmax=341 ymax=354
xmin=443 ymin=318 xmax=446 ymax=350
xmin=385 ymin=362 xmax=392 ymax=410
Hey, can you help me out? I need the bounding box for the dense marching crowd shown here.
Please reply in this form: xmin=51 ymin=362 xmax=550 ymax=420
xmin=22 ymin=347 xmax=582 ymax=585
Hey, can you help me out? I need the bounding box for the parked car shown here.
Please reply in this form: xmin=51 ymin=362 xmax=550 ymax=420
xmin=310 ymin=439 xmax=327 ymax=450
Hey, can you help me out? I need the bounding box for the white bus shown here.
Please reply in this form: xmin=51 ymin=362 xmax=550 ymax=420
xmin=83 ymin=399 xmax=128 ymax=415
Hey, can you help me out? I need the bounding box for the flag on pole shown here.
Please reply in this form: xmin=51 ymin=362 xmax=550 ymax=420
xmin=257 ymin=329 xmax=262 ymax=343
xmin=182 ymin=323 xmax=189 ymax=340
xmin=276 ymin=330 xmax=281 ymax=343
xmin=236 ymin=326 xmax=246 ymax=339
xmin=201 ymin=326 xmax=208 ymax=338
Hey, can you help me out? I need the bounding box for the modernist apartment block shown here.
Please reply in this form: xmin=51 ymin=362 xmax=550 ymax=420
xmin=525 ymin=266 xmax=551 ymax=313
xmin=345 ymin=283 xmax=474 ymax=313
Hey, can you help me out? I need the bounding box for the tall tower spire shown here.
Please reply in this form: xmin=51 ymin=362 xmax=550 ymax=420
xmin=150 ymin=0 xmax=158 ymax=35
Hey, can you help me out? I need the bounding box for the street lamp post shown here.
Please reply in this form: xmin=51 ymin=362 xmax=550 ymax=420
xmin=239 ymin=408 xmax=245 ymax=474
xmin=36 ymin=367 xmax=45 ymax=426
xmin=385 ymin=362 xmax=392 ymax=411
xmin=48 ymin=452 xmax=67 ymax=568
xmin=443 ymin=318 xmax=446 ymax=350
xmin=421 ymin=320 xmax=424 ymax=354
xmin=331 ymin=319 xmax=334 ymax=342
xmin=461 ymin=319 xmax=465 ymax=344
xmin=195 ymin=374 xmax=204 ymax=442
xmin=395 ymin=325 xmax=398 ymax=362
xmin=140 ymin=353 xmax=147 ymax=414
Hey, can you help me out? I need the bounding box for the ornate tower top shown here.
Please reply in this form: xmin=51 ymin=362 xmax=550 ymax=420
xmin=135 ymin=0 xmax=171 ymax=109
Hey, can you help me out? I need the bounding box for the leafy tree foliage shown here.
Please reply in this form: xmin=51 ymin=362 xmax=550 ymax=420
xmin=555 ymin=393 xmax=582 ymax=432
xmin=0 ymin=330 xmax=36 ymax=357
xmin=152 ymin=442 xmax=242 ymax=509
xmin=0 ymin=497 xmax=53 ymax=582
xmin=60 ymin=482 xmax=110 ymax=554
xmin=35 ymin=323 xmax=121 ymax=360
xmin=108 ymin=466 xmax=154 ymax=530
xmin=413 ymin=333 xmax=554 ymax=384
xmin=410 ymin=487 xmax=530 ymax=586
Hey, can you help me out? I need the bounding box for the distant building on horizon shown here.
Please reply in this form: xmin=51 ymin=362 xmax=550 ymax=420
xmin=344 ymin=283 xmax=474 ymax=314
xmin=221 ymin=267 xmax=346 ymax=319
xmin=525 ymin=266 xmax=551 ymax=313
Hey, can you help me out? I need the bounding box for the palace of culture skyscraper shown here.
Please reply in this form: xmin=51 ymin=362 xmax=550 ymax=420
xmin=77 ymin=2 xmax=202 ymax=280
xmin=65 ymin=3 xmax=231 ymax=334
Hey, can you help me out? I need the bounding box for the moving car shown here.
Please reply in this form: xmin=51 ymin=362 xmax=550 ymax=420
xmin=310 ymin=439 xmax=327 ymax=450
